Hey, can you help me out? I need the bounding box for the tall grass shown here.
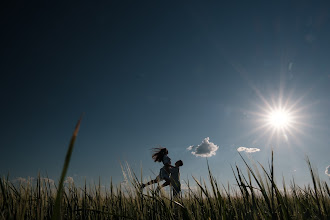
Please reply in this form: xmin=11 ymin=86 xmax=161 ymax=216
xmin=0 ymin=118 xmax=329 ymax=219
xmin=1 ymin=156 xmax=329 ymax=219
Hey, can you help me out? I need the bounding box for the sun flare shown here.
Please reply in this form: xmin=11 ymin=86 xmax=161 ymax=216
xmin=267 ymin=109 xmax=292 ymax=129
xmin=244 ymin=91 xmax=308 ymax=147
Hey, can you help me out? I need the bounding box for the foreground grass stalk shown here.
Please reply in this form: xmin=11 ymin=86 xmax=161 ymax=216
xmin=52 ymin=116 xmax=83 ymax=220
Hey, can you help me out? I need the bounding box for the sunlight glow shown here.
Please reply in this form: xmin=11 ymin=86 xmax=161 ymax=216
xmin=230 ymin=61 xmax=311 ymax=148
xmin=241 ymin=91 xmax=309 ymax=147
xmin=267 ymin=109 xmax=292 ymax=129
xmin=248 ymin=95 xmax=309 ymax=147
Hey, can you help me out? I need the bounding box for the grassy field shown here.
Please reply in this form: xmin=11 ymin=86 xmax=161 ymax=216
xmin=1 ymin=155 xmax=329 ymax=219
xmin=1 ymin=118 xmax=329 ymax=219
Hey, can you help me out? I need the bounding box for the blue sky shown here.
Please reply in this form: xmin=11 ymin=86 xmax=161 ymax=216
xmin=1 ymin=1 xmax=329 ymax=187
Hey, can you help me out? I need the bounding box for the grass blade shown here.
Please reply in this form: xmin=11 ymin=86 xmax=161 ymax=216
xmin=52 ymin=115 xmax=83 ymax=220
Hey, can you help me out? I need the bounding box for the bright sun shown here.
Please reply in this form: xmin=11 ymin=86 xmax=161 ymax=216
xmin=250 ymin=101 xmax=303 ymax=145
xmin=244 ymin=87 xmax=307 ymax=145
xmin=267 ymin=109 xmax=292 ymax=129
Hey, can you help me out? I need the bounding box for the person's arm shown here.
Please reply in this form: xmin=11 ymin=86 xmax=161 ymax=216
xmin=164 ymin=164 xmax=174 ymax=170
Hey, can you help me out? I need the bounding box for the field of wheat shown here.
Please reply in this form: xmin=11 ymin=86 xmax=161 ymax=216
xmin=1 ymin=118 xmax=329 ymax=219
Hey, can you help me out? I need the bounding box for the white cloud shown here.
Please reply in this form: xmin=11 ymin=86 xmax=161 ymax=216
xmin=14 ymin=177 xmax=34 ymax=184
xmin=187 ymin=137 xmax=219 ymax=157
xmin=237 ymin=147 xmax=260 ymax=153
xmin=41 ymin=178 xmax=55 ymax=185
xmin=64 ymin=176 xmax=74 ymax=184
xmin=13 ymin=177 xmax=55 ymax=188
xmin=325 ymin=166 xmax=330 ymax=177
xmin=181 ymin=184 xmax=198 ymax=192
xmin=14 ymin=177 xmax=28 ymax=183
xmin=187 ymin=145 xmax=193 ymax=150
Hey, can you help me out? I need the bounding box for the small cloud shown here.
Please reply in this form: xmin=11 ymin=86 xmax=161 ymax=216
xmin=13 ymin=177 xmax=55 ymax=188
xmin=14 ymin=177 xmax=27 ymax=183
xmin=187 ymin=145 xmax=193 ymax=151
xmin=14 ymin=177 xmax=34 ymax=184
xmin=325 ymin=166 xmax=330 ymax=177
xmin=181 ymin=184 xmax=198 ymax=192
xmin=237 ymin=147 xmax=260 ymax=153
xmin=64 ymin=176 xmax=74 ymax=184
xmin=187 ymin=137 xmax=219 ymax=157
xmin=41 ymin=178 xmax=55 ymax=185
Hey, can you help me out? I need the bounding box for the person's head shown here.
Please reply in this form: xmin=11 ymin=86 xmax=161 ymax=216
xmin=152 ymin=147 xmax=168 ymax=162
xmin=175 ymin=160 xmax=183 ymax=167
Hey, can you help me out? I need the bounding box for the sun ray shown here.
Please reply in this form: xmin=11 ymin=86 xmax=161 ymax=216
xmin=229 ymin=61 xmax=311 ymax=148
xmin=242 ymin=87 xmax=312 ymax=148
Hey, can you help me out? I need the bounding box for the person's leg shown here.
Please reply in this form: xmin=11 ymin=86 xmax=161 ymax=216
xmin=142 ymin=176 xmax=160 ymax=188
xmin=160 ymin=179 xmax=171 ymax=188
xmin=172 ymin=186 xmax=180 ymax=198
xmin=155 ymin=178 xmax=170 ymax=192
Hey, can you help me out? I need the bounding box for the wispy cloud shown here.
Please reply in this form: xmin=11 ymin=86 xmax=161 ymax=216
xmin=181 ymin=184 xmax=198 ymax=192
xmin=14 ymin=177 xmax=28 ymax=183
xmin=64 ymin=176 xmax=74 ymax=184
xmin=187 ymin=137 xmax=219 ymax=157
xmin=41 ymin=177 xmax=55 ymax=185
xmin=13 ymin=177 xmax=55 ymax=186
xmin=325 ymin=165 xmax=330 ymax=177
xmin=237 ymin=147 xmax=260 ymax=153
xmin=14 ymin=177 xmax=34 ymax=184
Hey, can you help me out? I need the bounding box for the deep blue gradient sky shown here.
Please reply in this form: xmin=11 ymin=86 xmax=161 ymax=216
xmin=1 ymin=1 xmax=330 ymax=187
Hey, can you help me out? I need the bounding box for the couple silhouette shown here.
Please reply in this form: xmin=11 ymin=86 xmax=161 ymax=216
xmin=141 ymin=147 xmax=183 ymax=197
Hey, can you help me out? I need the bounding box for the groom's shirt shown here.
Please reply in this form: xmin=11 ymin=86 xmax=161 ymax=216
xmin=170 ymin=167 xmax=180 ymax=191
